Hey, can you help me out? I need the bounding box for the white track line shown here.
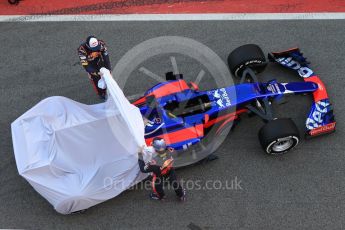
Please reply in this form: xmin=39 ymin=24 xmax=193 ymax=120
xmin=138 ymin=67 xmax=165 ymax=82
xmin=170 ymin=56 xmax=179 ymax=75
xmin=195 ymin=70 xmax=205 ymax=85
xmin=0 ymin=13 xmax=345 ymax=22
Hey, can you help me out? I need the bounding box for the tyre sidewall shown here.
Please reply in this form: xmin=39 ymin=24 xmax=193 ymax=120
xmin=258 ymin=118 xmax=300 ymax=155
xmin=265 ymin=135 xmax=300 ymax=155
xmin=234 ymin=60 xmax=266 ymax=77
xmin=228 ymin=44 xmax=267 ymax=77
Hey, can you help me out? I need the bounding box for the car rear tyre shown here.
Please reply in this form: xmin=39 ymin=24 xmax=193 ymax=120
xmin=228 ymin=44 xmax=267 ymax=78
xmin=258 ymin=118 xmax=300 ymax=155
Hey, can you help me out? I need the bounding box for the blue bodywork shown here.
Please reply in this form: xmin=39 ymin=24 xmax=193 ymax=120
xmin=270 ymin=49 xmax=335 ymax=133
xmin=135 ymin=48 xmax=335 ymax=150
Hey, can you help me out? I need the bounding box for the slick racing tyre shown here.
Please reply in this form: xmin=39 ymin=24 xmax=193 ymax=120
xmin=258 ymin=118 xmax=300 ymax=155
xmin=227 ymin=44 xmax=267 ymax=78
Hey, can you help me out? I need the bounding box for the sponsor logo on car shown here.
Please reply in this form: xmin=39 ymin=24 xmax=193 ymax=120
xmin=213 ymin=88 xmax=231 ymax=108
xmin=276 ymin=57 xmax=314 ymax=78
xmin=217 ymin=99 xmax=224 ymax=108
xmin=306 ymin=100 xmax=331 ymax=129
xmin=309 ymin=122 xmax=336 ymax=136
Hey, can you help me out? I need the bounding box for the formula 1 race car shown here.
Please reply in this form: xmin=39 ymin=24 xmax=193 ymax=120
xmin=133 ymin=44 xmax=336 ymax=155
xmin=10 ymin=45 xmax=336 ymax=214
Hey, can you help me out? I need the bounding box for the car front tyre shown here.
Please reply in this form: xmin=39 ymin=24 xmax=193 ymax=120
xmin=258 ymin=118 xmax=300 ymax=155
xmin=227 ymin=44 xmax=267 ymax=78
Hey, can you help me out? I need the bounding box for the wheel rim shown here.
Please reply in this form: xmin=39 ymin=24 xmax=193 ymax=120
xmin=271 ymin=137 xmax=294 ymax=152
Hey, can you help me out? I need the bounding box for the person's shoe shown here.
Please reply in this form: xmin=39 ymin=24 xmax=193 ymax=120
xmin=149 ymin=192 xmax=164 ymax=200
xmin=179 ymin=189 xmax=186 ymax=202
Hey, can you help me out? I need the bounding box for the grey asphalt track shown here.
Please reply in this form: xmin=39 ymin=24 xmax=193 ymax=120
xmin=0 ymin=20 xmax=345 ymax=229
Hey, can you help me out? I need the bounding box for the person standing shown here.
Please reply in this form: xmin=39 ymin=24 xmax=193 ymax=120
xmin=78 ymin=36 xmax=111 ymax=100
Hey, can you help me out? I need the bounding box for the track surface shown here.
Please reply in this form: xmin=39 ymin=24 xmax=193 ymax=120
xmin=0 ymin=21 xmax=345 ymax=229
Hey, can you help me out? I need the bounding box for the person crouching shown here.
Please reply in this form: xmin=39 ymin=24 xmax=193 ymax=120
xmin=138 ymin=137 xmax=186 ymax=201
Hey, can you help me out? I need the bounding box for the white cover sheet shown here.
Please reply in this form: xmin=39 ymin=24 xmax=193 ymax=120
xmin=11 ymin=68 xmax=147 ymax=214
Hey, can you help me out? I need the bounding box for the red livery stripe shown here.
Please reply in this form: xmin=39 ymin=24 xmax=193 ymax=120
xmin=145 ymin=124 xmax=204 ymax=146
xmin=147 ymin=80 xmax=190 ymax=98
xmin=132 ymin=96 xmax=146 ymax=106
xmin=204 ymin=109 xmax=247 ymax=129
xmin=309 ymin=122 xmax=336 ymax=136
xmin=304 ymin=75 xmax=329 ymax=102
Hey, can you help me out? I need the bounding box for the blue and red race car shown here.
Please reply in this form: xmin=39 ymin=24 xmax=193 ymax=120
xmin=133 ymin=44 xmax=336 ymax=156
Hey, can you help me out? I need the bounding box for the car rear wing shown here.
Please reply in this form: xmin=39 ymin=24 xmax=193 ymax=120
xmin=268 ymin=48 xmax=336 ymax=137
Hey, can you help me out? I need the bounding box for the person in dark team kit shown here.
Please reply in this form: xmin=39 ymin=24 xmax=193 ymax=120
xmin=78 ymin=36 xmax=111 ymax=100
xmin=138 ymin=137 xmax=186 ymax=201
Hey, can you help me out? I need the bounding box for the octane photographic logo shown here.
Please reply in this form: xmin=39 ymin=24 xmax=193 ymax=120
xmin=112 ymin=36 xmax=236 ymax=167
xmin=104 ymin=177 xmax=243 ymax=192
